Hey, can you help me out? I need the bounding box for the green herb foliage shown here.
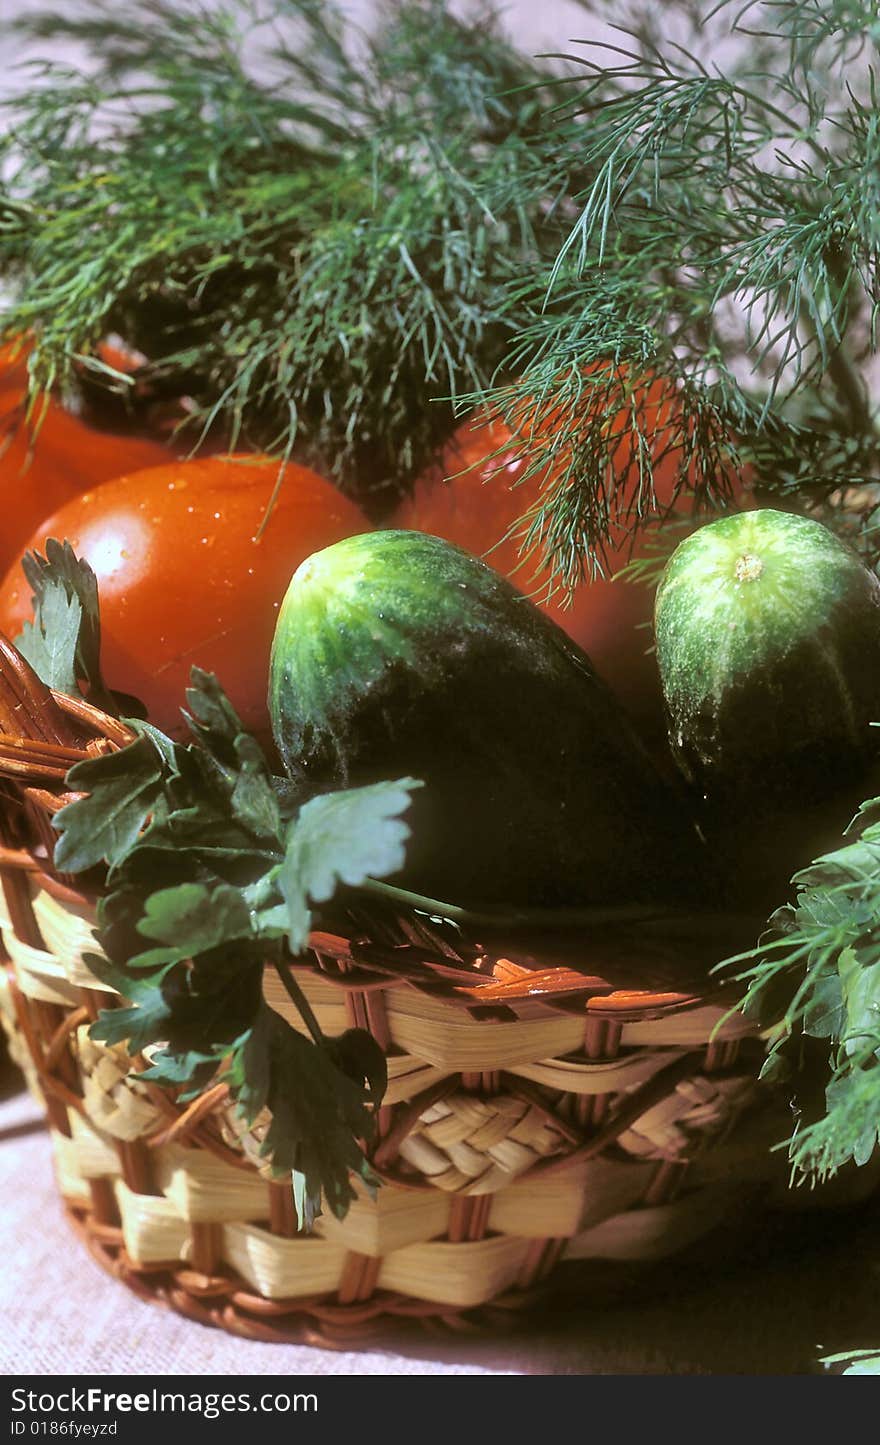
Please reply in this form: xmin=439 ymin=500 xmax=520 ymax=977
xmin=470 ymin=0 xmax=880 ymax=582
xmin=2 ymin=1 xmax=878 ymax=580
xmin=822 ymin=1349 xmax=880 ymax=1375
xmin=14 ymin=540 xmax=118 ymax=713
xmin=280 ymin=780 xmax=423 ymax=954
xmin=55 ymin=667 xmax=419 ymax=1227
xmin=723 ymin=792 xmax=880 ymax=1182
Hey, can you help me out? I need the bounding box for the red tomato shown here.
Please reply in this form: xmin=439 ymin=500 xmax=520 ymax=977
xmin=0 ymin=342 xmax=29 ymax=394
xmin=0 ymin=455 xmax=368 ymax=739
xmin=394 ymin=375 xmax=746 ymax=733
xmin=0 ymin=342 xmax=170 ymax=573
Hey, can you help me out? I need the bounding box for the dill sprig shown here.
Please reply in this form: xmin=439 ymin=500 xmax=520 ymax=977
xmin=0 ymin=0 xmax=577 ymax=510
xmin=467 ymin=0 xmax=880 ymax=580
xmin=722 ymin=789 xmax=880 ymax=1182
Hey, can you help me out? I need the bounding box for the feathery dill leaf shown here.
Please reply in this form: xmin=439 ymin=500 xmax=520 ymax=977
xmin=462 ymin=0 xmax=880 ymax=580
xmin=0 ymin=0 xmax=577 ymax=510
xmin=720 ymin=788 xmax=880 ymax=1182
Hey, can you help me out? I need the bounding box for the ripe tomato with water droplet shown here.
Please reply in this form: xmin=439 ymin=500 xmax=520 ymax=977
xmin=0 ymin=455 xmax=368 ymax=739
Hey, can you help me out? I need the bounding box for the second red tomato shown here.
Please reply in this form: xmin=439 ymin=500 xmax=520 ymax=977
xmin=394 ymin=381 xmax=746 ymax=732
xmin=0 ymin=341 xmax=171 ymax=574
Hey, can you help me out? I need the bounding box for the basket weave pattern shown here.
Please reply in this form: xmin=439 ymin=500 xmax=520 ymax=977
xmin=0 ymin=638 xmax=774 ymax=1343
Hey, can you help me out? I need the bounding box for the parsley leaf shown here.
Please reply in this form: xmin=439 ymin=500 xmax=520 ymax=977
xmin=63 ymin=685 xmax=414 ymax=1222
xmin=35 ymin=557 xmax=413 ymax=1227
xmin=839 ymin=949 xmax=880 ymax=1059
xmin=281 ymin=778 xmax=423 ymax=953
xmin=15 ymin=580 xmax=81 ymax=695
xmin=229 ymin=1003 xmax=385 ymax=1228
xmin=138 ymin=1046 xmax=222 ymax=1101
xmin=135 ymin=881 xmax=255 ymax=957
xmin=14 ymin=539 xmax=119 ymax=712
xmin=725 ymin=789 xmax=880 ymax=1184
xmin=86 ymin=953 xmax=180 ymax=1053
xmin=54 ymin=734 xmax=166 ymax=873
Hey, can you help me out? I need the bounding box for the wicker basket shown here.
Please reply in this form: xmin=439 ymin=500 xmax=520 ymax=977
xmin=0 ymin=636 xmax=805 ymax=1345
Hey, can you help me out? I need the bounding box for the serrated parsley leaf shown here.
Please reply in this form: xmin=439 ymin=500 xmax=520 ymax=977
xmin=15 ymin=580 xmax=81 ymax=694
xmin=801 ymin=972 xmax=846 ymax=1040
xmin=280 ymin=777 xmax=422 ymax=953
xmin=51 ymin=640 xmax=414 ymax=1226
xmin=136 ymin=881 xmax=254 ymax=954
xmin=726 ymin=780 xmax=880 ymax=1184
xmin=86 ymin=952 xmax=179 ymax=1053
xmin=14 ymin=539 xmax=120 ymax=711
xmin=839 ymin=949 xmax=880 ymax=1059
xmin=180 ymin=669 xmax=284 ymax=839
xmin=138 ymin=1046 xmax=225 ymax=1101
xmin=91 ymin=942 xmax=265 ymax=1056
xmin=183 ymin=667 xmax=246 ymax=753
xmin=229 ymin=1003 xmax=385 ymax=1228
xmin=54 ymin=734 xmax=166 ymax=873
xmin=231 ymin=756 xmax=283 ymax=841
xmin=126 ymin=718 xmax=182 ymax=770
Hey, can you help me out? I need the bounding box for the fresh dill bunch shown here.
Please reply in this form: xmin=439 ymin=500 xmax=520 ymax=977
xmin=0 ymin=0 xmax=581 ymax=511
xmin=462 ymin=0 xmax=880 ymax=583
xmin=723 ymin=790 xmax=880 ymax=1183
xmin=5 ymin=1 xmax=876 ymax=564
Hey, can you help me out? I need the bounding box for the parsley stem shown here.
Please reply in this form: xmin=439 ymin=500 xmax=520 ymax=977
xmin=272 ymin=955 xmax=325 ymax=1046
xmin=358 ymin=876 xmax=673 ymax=931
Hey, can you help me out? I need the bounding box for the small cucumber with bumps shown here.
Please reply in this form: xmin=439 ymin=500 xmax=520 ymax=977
xmin=655 ymin=509 xmax=880 ymax=793
xmin=655 ymin=509 xmax=880 ymax=909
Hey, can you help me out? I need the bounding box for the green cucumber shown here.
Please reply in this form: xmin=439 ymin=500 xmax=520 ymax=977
xmin=269 ymin=529 xmax=707 ymax=910
xmin=654 ymin=509 xmax=880 ymax=909
xmin=654 ymin=509 xmax=880 ymax=794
